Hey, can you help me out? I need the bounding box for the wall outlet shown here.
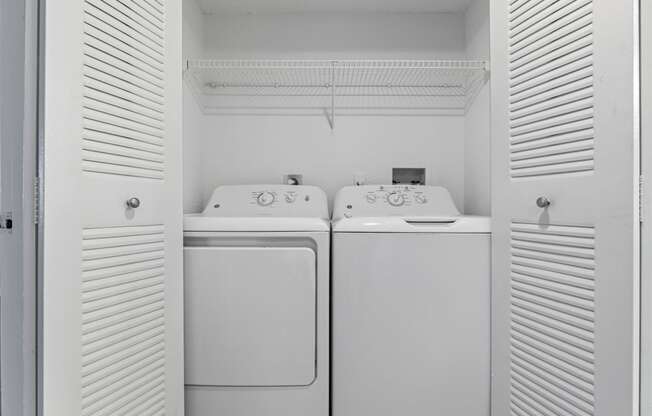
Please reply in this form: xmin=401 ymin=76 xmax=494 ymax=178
xmin=354 ymin=172 xmax=367 ymax=186
xmin=283 ymin=174 xmax=303 ymax=185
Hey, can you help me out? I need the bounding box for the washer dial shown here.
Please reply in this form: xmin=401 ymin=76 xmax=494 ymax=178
xmin=387 ymin=192 xmax=406 ymax=207
xmin=257 ymin=191 xmax=275 ymax=206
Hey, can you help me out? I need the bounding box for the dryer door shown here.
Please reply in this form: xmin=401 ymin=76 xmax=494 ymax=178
xmin=184 ymin=246 xmax=316 ymax=387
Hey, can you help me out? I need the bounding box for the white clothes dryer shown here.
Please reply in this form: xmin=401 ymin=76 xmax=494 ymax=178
xmin=331 ymin=185 xmax=491 ymax=416
xmin=183 ymin=185 xmax=329 ymax=416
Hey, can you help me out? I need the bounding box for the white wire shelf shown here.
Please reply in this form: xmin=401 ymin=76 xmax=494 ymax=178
xmin=184 ymin=59 xmax=489 ymax=128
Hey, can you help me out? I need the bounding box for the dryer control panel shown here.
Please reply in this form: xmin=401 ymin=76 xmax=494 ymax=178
xmin=202 ymin=185 xmax=329 ymax=219
xmin=333 ymin=185 xmax=460 ymax=220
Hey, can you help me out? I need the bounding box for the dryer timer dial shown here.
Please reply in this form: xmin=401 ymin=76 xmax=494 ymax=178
xmin=257 ymin=192 xmax=275 ymax=206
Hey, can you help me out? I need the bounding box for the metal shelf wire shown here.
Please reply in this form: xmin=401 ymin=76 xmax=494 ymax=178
xmin=184 ymin=59 xmax=488 ymax=127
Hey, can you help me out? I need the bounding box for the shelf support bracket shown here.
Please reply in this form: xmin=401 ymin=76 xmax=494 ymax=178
xmin=327 ymin=61 xmax=336 ymax=130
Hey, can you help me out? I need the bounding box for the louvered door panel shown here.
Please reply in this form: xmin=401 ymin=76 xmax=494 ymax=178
xmin=81 ymin=225 xmax=166 ymax=416
xmin=509 ymin=222 xmax=595 ymax=416
xmin=509 ymin=0 xmax=595 ymax=179
xmin=82 ymin=0 xmax=166 ymax=179
xmin=493 ymin=0 xmax=638 ymax=415
xmin=41 ymin=0 xmax=182 ymax=414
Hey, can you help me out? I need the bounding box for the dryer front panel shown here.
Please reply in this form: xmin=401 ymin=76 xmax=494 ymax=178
xmin=184 ymin=246 xmax=316 ymax=387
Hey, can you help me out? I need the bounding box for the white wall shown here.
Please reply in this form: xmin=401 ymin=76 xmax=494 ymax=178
xmin=198 ymin=116 xmax=465 ymax=208
xmin=201 ymin=12 xmax=467 ymax=60
xmin=183 ymin=0 xmax=205 ymax=213
xmin=463 ymin=0 xmax=491 ymax=215
xmin=0 ymin=0 xmax=25 ymax=409
xmin=183 ymin=11 xmax=469 ymax=211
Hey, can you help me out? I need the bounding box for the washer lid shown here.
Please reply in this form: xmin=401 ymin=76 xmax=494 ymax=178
xmin=332 ymin=215 xmax=490 ymax=233
xmin=331 ymin=185 xmax=489 ymax=232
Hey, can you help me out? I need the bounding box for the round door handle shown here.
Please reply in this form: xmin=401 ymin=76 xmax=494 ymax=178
xmin=126 ymin=197 xmax=141 ymax=209
xmin=536 ymin=197 xmax=551 ymax=208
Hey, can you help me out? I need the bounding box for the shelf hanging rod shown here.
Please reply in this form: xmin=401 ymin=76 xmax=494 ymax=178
xmin=187 ymin=60 xmax=487 ymax=70
xmin=203 ymin=83 xmax=466 ymax=89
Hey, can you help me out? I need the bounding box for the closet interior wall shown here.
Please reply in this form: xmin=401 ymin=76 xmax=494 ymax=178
xmin=463 ymin=0 xmax=490 ymax=216
xmin=183 ymin=0 xmax=206 ymax=214
xmin=182 ymin=0 xmax=491 ymax=213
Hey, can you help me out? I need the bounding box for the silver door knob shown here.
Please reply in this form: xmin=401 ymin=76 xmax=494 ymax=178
xmin=126 ymin=197 xmax=141 ymax=209
xmin=536 ymin=197 xmax=551 ymax=208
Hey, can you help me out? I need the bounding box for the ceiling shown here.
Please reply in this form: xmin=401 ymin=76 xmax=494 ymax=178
xmin=196 ymin=0 xmax=475 ymax=15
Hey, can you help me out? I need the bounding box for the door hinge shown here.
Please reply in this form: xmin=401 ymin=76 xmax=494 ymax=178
xmin=33 ymin=176 xmax=41 ymax=225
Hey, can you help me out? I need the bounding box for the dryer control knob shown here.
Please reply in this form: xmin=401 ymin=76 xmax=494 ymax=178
xmin=257 ymin=192 xmax=275 ymax=206
xmin=285 ymin=193 xmax=296 ymax=203
xmin=387 ymin=192 xmax=405 ymax=207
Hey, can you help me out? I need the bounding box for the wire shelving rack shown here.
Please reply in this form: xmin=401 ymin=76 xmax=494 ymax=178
xmin=184 ymin=59 xmax=489 ymax=128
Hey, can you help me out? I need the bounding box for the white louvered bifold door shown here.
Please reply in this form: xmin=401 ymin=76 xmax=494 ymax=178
xmin=40 ymin=0 xmax=182 ymax=415
xmin=491 ymin=0 xmax=639 ymax=415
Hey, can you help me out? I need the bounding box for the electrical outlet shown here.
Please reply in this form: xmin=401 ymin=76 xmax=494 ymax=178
xmin=283 ymin=174 xmax=303 ymax=185
xmin=354 ymin=172 xmax=367 ymax=186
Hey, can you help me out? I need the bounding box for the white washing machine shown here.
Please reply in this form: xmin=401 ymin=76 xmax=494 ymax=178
xmin=183 ymin=185 xmax=330 ymax=416
xmin=332 ymin=185 xmax=491 ymax=416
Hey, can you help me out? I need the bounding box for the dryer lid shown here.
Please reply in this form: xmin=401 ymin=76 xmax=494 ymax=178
xmin=184 ymin=215 xmax=330 ymax=232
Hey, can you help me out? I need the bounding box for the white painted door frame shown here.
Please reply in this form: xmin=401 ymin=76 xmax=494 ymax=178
xmin=641 ymin=0 xmax=652 ymax=413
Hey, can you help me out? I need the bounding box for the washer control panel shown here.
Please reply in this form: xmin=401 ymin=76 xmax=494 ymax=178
xmin=333 ymin=185 xmax=460 ymax=220
xmin=202 ymin=185 xmax=329 ymax=219
xmin=361 ymin=185 xmax=430 ymax=207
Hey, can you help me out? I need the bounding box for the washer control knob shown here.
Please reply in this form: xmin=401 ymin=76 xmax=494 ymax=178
xmin=285 ymin=193 xmax=296 ymax=203
xmin=387 ymin=192 xmax=405 ymax=207
xmin=415 ymin=194 xmax=427 ymax=204
xmin=366 ymin=194 xmax=377 ymax=203
xmin=257 ymin=192 xmax=275 ymax=206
